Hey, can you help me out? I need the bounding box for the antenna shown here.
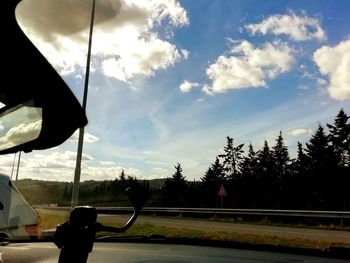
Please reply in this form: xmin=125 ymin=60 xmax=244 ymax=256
xmin=71 ymin=0 xmax=96 ymax=210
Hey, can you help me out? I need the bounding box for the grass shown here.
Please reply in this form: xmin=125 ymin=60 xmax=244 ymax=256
xmin=206 ymin=215 xmax=350 ymax=231
xmin=36 ymin=210 xmax=350 ymax=254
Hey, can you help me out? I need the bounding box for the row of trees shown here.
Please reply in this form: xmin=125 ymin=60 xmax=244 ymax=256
xmin=161 ymin=109 xmax=350 ymax=210
xmin=58 ymin=109 xmax=349 ymax=210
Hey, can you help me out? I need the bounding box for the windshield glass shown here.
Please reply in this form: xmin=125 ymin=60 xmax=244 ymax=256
xmin=1 ymin=0 xmax=350 ymax=253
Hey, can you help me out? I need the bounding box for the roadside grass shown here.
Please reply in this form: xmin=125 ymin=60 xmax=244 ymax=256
xmin=206 ymin=215 xmax=350 ymax=231
xmin=36 ymin=211 xmax=350 ymax=251
xmin=37 ymin=211 xmax=68 ymax=230
xmin=97 ymin=221 xmax=350 ymax=250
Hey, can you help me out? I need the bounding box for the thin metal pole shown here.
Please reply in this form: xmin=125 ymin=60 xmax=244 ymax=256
xmin=15 ymin=151 xmax=21 ymax=182
xmin=10 ymin=152 xmax=17 ymax=180
xmin=71 ymin=0 xmax=96 ymax=210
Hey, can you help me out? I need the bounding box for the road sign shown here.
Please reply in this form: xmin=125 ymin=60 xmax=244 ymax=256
xmin=218 ymin=184 xmax=227 ymax=197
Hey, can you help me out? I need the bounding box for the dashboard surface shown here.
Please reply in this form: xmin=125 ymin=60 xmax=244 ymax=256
xmin=0 ymin=242 xmax=349 ymax=263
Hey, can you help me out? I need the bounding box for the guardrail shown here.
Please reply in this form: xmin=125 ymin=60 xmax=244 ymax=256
xmin=35 ymin=206 xmax=350 ymax=226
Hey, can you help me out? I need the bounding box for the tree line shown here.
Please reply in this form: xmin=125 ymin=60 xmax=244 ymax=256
xmin=160 ymin=109 xmax=350 ymax=210
xmin=55 ymin=109 xmax=350 ymax=210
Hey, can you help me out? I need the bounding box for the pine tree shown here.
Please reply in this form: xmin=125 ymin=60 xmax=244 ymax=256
xmin=119 ymin=169 xmax=126 ymax=181
xmin=258 ymin=140 xmax=274 ymax=174
xmin=327 ymin=109 xmax=350 ymax=167
xmin=163 ymin=163 xmax=188 ymax=206
xmin=218 ymin=136 xmax=244 ymax=178
xmin=294 ymin=142 xmax=308 ymax=171
xmin=306 ymin=124 xmax=337 ymax=209
xmin=201 ymin=157 xmax=225 ymax=183
xmin=272 ymin=131 xmax=290 ymax=176
xmin=201 ymin=157 xmax=225 ymax=207
xmin=241 ymin=144 xmax=258 ymax=178
xmin=256 ymin=140 xmax=274 ymax=208
xmin=240 ymin=144 xmax=259 ymax=208
xmin=290 ymin=142 xmax=311 ymax=209
xmin=306 ymin=124 xmax=334 ymax=169
xmin=119 ymin=169 xmax=127 ymax=190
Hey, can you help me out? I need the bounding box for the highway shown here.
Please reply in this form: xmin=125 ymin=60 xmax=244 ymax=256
xmin=37 ymin=208 xmax=350 ymax=244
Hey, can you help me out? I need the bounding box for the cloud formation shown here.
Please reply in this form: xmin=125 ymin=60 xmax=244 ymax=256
xmin=17 ymin=0 xmax=189 ymax=82
xmin=245 ymin=11 xmax=326 ymax=41
xmin=287 ymin=128 xmax=313 ymax=137
xmin=179 ymin=80 xmax=200 ymax=93
xmin=313 ymin=39 xmax=350 ymax=100
xmin=0 ymin=120 xmax=42 ymax=151
xmin=203 ymin=40 xmax=294 ymax=94
xmin=69 ymin=131 xmax=100 ymax=143
xmin=14 ymin=150 xmax=142 ymax=181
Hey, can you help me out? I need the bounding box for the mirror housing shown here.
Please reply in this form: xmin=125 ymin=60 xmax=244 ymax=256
xmin=0 ymin=1 xmax=88 ymax=155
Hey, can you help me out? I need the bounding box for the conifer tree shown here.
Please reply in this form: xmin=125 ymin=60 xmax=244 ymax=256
xmin=163 ymin=163 xmax=188 ymax=206
xmin=306 ymin=124 xmax=337 ymax=209
xmin=272 ymin=131 xmax=290 ymax=176
xmin=218 ymin=136 xmax=244 ymax=178
xmin=327 ymin=109 xmax=350 ymax=167
xmin=201 ymin=157 xmax=225 ymax=207
xmin=256 ymin=140 xmax=274 ymax=207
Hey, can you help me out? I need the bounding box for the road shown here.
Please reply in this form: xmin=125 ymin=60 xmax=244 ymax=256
xmin=37 ymin=208 xmax=350 ymax=244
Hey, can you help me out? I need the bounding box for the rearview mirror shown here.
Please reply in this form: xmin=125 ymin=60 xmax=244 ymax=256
xmin=0 ymin=100 xmax=42 ymax=152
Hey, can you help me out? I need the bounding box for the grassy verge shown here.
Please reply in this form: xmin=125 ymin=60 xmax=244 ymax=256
xmin=36 ymin=210 xmax=350 ymax=253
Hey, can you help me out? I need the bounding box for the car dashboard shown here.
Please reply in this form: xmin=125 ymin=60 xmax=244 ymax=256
xmin=1 ymin=242 xmax=350 ymax=263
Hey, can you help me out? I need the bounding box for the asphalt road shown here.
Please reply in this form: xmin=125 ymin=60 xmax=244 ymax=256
xmin=37 ymin=208 xmax=350 ymax=244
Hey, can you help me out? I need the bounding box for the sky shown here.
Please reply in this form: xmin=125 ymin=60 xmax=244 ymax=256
xmin=0 ymin=0 xmax=350 ymax=182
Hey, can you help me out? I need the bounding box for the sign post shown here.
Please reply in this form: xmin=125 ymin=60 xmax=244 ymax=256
xmin=217 ymin=184 xmax=227 ymax=208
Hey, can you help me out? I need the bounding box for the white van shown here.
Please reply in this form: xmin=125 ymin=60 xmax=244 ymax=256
xmin=0 ymin=173 xmax=39 ymax=239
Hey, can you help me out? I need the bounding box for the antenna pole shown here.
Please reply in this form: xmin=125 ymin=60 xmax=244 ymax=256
xmin=71 ymin=0 xmax=95 ymax=210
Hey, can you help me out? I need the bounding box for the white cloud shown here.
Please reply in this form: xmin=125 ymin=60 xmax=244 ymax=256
xmin=151 ymin=167 xmax=170 ymax=178
xmin=0 ymin=155 xmax=18 ymax=167
xmin=181 ymin=49 xmax=190 ymax=59
xmin=203 ymin=40 xmax=294 ymax=94
xmin=297 ymin=85 xmax=309 ymax=90
xmin=317 ymin=78 xmax=327 ymax=86
xmin=0 ymin=120 xmax=42 ymax=151
xmin=25 ymin=151 xmax=92 ymax=169
xmin=16 ymin=0 xmax=188 ymax=83
xmin=100 ymin=35 xmax=183 ymax=80
xmin=69 ymin=131 xmax=100 ymax=143
xmin=287 ymin=128 xmax=313 ymax=137
xmin=100 ymin=161 xmax=116 ymax=166
xmin=313 ymin=39 xmax=350 ymax=100
xmin=16 ymin=150 xmax=142 ymax=181
xmin=179 ymin=80 xmax=200 ymax=93
xmin=245 ymin=11 xmax=326 ymax=41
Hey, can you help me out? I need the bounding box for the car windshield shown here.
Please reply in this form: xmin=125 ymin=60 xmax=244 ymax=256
xmin=1 ymin=0 xmax=350 ymax=256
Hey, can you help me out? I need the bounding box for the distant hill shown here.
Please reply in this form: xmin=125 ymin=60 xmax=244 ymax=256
xmin=149 ymin=178 xmax=166 ymax=189
xmin=15 ymin=178 xmax=167 ymax=206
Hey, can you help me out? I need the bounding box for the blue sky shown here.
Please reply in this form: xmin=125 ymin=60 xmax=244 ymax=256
xmin=1 ymin=0 xmax=349 ymax=182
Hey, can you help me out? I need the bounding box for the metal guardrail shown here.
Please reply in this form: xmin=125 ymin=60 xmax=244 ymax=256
xmin=36 ymin=206 xmax=350 ymax=219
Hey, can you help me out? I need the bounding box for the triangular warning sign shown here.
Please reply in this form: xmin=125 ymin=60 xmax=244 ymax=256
xmin=218 ymin=184 xmax=227 ymax=197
